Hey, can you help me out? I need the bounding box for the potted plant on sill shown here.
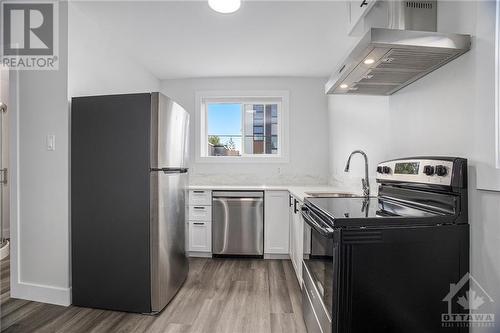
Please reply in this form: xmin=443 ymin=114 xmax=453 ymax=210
xmin=209 ymin=135 xmax=227 ymax=156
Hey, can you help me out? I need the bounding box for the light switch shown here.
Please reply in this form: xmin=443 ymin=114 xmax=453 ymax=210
xmin=47 ymin=134 xmax=55 ymax=151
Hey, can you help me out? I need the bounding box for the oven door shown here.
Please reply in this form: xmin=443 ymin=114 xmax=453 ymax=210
xmin=302 ymin=207 xmax=335 ymax=333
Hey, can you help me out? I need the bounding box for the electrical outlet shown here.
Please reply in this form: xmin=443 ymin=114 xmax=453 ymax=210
xmin=47 ymin=134 xmax=55 ymax=151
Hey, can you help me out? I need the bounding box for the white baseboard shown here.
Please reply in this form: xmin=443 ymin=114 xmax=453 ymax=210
xmin=188 ymin=251 xmax=212 ymax=258
xmin=188 ymin=252 xmax=290 ymax=259
xmin=264 ymin=253 xmax=290 ymax=260
xmin=11 ymin=281 xmax=71 ymax=306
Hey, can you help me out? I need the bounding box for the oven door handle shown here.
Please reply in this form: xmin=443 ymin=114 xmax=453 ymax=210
xmin=302 ymin=207 xmax=334 ymax=238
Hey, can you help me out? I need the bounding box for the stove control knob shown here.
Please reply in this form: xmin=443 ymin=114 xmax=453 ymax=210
xmin=423 ymin=165 xmax=435 ymax=176
xmin=377 ymin=166 xmax=383 ymax=173
xmin=435 ymin=165 xmax=448 ymax=177
xmin=383 ymin=166 xmax=391 ymax=174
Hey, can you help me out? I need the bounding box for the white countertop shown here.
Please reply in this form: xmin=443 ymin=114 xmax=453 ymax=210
xmin=188 ymin=185 xmax=361 ymax=201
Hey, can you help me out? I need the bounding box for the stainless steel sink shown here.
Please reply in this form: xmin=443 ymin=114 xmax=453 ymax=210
xmin=305 ymin=192 xmax=361 ymax=198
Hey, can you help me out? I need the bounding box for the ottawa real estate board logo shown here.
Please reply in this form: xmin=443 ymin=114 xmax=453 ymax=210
xmin=0 ymin=1 xmax=59 ymax=70
xmin=442 ymin=273 xmax=495 ymax=328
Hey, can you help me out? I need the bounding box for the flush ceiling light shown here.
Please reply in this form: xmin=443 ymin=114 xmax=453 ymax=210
xmin=340 ymin=84 xmax=349 ymax=89
xmin=364 ymin=58 xmax=375 ymax=65
xmin=208 ymin=0 xmax=241 ymax=13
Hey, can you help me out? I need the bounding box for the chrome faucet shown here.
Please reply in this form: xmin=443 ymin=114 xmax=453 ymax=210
xmin=344 ymin=150 xmax=370 ymax=197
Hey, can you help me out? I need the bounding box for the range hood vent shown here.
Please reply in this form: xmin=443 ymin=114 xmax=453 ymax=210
xmin=326 ymin=1 xmax=471 ymax=95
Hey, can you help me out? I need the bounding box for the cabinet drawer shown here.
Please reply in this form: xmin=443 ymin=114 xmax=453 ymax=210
xmin=189 ymin=205 xmax=212 ymax=221
xmin=189 ymin=221 xmax=212 ymax=252
xmin=189 ymin=190 xmax=211 ymax=206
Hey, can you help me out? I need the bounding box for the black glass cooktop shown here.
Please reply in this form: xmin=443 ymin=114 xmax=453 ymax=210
xmin=305 ymin=197 xmax=455 ymax=228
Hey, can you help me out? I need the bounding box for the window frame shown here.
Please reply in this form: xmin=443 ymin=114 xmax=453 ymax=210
xmin=195 ymin=90 xmax=290 ymax=163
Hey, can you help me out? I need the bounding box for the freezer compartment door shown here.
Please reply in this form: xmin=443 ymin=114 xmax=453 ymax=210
xmin=212 ymin=195 xmax=264 ymax=255
xmin=71 ymin=93 xmax=152 ymax=313
xmin=151 ymin=93 xmax=190 ymax=169
xmin=150 ymin=170 xmax=189 ymax=312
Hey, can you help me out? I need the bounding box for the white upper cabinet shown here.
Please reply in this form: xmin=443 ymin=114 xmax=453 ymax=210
xmin=264 ymin=191 xmax=290 ymax=255
xmin=347 ymin=0 xmax=378 ymax=35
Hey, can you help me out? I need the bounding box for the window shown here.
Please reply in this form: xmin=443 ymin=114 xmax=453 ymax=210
xmin=196 ymin=91 xmax=289 ymax=162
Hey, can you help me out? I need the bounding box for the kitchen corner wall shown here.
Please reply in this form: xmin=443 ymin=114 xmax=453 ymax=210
xmin=328 ymin=1 xmax=500 ymax=329
xmin=11 ymin=2 xmax=71 ymax=306
xmin=160 ymin=77 xmax=330 ymax=185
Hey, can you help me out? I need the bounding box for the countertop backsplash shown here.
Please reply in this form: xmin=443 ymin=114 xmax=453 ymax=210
xmin=329 ymin=174 xmax=379 ymax=197
xmin=189 ymin=172 xmax=328 ymax=187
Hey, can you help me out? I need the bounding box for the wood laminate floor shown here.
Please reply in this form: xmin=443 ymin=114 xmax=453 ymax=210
xmin=0 ymin=256 xmax=306 ymax=333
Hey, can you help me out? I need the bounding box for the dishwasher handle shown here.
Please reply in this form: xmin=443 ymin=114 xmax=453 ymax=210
xmin=212 ymin=191 xmax=263 ymax=198
xmin=213 ymin=197 xmax=263 ymax=204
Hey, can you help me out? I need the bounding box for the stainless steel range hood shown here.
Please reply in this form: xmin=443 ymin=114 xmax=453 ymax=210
xmin=326 ymin=1 xmax=471 ymax=95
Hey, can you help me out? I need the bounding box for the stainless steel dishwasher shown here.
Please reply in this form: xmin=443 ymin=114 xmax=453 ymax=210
xmin=212 ymin=191 xmax=264 ymax=256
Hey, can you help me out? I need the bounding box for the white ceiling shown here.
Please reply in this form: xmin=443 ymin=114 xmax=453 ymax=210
xmin=71 ymin=1 xmax=356 ymax=79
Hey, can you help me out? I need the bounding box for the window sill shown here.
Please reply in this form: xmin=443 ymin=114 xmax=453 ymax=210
xmin=195 ymin=155 xmax=290 ymax=164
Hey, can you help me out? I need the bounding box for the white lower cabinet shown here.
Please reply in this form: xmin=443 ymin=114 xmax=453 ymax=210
xmin=185 ymin=188 xmax=304 ymax=271
xmin=187 ymin=190 xmax=212 ymax=256
xmin=189 ymin=190 xmax=211 ymax=206
xmin=185 ymin=205 xmax=189 ymax=252
xmin=189 ymin=221 xmax=212 ymax=252
xmin=294 ymin=208 xmax=303 ymax=285
xmin=188 ymin=205 xmax=212 ymax=221
xmin=289 ymin=194 xmax=303 ymax=286
xmin=264 ymin=191 xmax=290 ymax=255
xmin=289 ymin=195 xmax=295 ymax=262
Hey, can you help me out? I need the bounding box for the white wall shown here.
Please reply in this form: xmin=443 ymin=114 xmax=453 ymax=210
xmin=328 ymin=95 xmax=389 ymax=193
xmin=328 ymin=1 xmax=500 ymax=328
xmin=161 ymin=77 xmax=330 ymax=185
xmin=68 ymin=2 xmax=160 ymax=97
xmin=10 ymin=2 xmax=71 ymax=306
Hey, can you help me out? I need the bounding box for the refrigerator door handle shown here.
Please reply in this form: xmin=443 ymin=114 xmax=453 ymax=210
xmin=151 ymin=167 xmax=189 ymax=174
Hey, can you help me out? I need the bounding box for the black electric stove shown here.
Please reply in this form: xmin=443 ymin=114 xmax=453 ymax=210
xmin=304 ymin=195 xmax=456 ymax=229
xmin=301 ymin=157 xmax=469 ymax=333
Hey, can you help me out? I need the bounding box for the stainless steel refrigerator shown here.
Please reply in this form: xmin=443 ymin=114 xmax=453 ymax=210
xmin=71 ymin=92 xmax=189 ymax=314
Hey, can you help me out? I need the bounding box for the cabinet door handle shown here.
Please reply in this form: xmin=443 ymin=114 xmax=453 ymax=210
xmin=294 ymin=199 xmax=299 ymax=214
xmin=193 ymin=190 xmax=205 ymax=194
xmin=193 ymin=206 xmax=205 ymax=210
xmin=193 ymin=222 xmax=205 ymax=226
xmin=289 ymin=195 xmax=293 ymax=207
